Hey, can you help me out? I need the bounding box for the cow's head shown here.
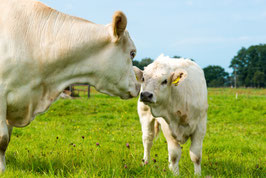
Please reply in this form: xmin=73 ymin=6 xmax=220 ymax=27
xmin=93 ymin=11 xmax=140 ymax=99
xmin=137 ymin=55 xmax=187 ymax=105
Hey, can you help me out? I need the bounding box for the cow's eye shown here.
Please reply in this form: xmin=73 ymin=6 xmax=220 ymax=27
xmin=130 ymin=51 xmax=136 ymax=59
xmin=161 ymin=79 xmax=167 ymax=85
xmin=141 ymin=77 xmax=144 ymax=82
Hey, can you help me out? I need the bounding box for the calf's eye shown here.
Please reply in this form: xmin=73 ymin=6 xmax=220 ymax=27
xmin=130 ymin=51 xmax=136 ymax=59
xmin=161 ymin=79 xmax=167 ymax=85
xmin=142 ymin=77 xmax=144 ymax=82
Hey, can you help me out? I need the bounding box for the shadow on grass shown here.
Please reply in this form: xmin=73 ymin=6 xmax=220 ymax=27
xmin=6 ymin=153 xmax=78 ymax=176
xmin=5 ymin=153 xmax=265 ymax=177
xmin=203 ymin=160 xmax=264 ymax=177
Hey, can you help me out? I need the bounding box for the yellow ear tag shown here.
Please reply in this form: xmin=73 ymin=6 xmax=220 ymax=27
xmin=172 ymin=76 xmax=180 ymax=86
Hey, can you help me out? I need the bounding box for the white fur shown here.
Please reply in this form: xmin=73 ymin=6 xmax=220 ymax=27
xmin=0 ymin=0 xmax=140 ymax=172
xmin=138 ymin=54 xmax=208 ymax=175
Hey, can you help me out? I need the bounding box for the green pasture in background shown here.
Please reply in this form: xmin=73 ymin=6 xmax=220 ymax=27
xmin=3 ymin=88 xmax=266 ymax=177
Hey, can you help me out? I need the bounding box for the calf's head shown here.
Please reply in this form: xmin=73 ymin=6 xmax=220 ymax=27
xmin=93 ymin=11 xmax=140 ymax=99
xmin=138 ymin=60 xmax=187 ymax=105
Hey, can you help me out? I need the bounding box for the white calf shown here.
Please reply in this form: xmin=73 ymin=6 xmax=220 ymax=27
xmin=136 ymin=54 xmax=208 ymax=175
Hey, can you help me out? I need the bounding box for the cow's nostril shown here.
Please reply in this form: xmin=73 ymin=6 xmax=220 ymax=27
xmin=148 ymin=93 xmax=153 ymax=99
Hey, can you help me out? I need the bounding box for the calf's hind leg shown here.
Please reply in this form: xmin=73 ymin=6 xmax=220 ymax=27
xmin=189 ymin=115 xmax=207 ymax=175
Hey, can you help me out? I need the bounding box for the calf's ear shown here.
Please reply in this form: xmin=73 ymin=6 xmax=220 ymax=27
xmin=133 ymin=66 xmax=143 ymax=82
xmin=112 ymin=11 xmax=127 ymax=41
xmin=170 ymin=69 xmax=187 ymax=86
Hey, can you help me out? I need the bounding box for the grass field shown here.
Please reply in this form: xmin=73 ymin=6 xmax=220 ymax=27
xmin=2 ymin=88 xmax=266 ymax=177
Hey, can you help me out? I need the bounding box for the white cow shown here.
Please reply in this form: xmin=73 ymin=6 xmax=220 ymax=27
xmin=0 ymin=0 xmax=140 ymax=172
xmin=136 ymin=54 xmax=208 ymax=175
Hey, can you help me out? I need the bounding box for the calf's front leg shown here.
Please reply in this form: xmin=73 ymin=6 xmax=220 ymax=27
xmin=139 ymin=114 xmax=155 ymax=164
xmin=167 ymin=139 xmax=181 ymax=175
xmin=158 ymin=118 xmax=182 ymax=175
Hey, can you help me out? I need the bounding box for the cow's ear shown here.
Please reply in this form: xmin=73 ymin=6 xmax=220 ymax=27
xmin=133 ymin=66 xmax=143 ymax=82
xmin=170 ymin=69 xmax=187 ymax=86
xmin=112 ymin=11 xmax=127 ymax=41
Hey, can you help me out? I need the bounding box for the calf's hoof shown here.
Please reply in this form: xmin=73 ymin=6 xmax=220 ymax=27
xmin=169 ymin=164 xmax=179 ymax=176
xmin=141 ymin=159 xmax=149 ymax=166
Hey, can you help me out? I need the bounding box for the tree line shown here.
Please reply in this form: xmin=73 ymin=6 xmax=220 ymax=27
xmin=133 ymin=44 xmax=266 ymax=88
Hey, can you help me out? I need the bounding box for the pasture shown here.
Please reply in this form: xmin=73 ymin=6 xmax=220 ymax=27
xmin=3 ymin=88 xmax=266 ymax=177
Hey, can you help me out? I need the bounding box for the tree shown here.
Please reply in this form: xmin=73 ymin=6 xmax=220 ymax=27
xmin=230 ymin=44 xmax=266 ymax=87
xmin=132 ymin=60 xmax=140 ymax=67
xmin=229 ymin=47 xmax=248 ymax=87
xmin=172 ymin=55 xmax=181 ymax=58
xmin=172 ymin=55 xmax=195 ymax=61
xmin=133 ymin=57 xmax=153 ymax=70
xmin=253 ymin=71 xmax=265 ymax=87
xmin=133 ymin=56 xmax=196 ymax=70
xmin=203 ymin=65 xmax=229 ymax=87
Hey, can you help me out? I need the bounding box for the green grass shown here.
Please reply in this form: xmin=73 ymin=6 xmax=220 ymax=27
xmin=3 ymin=88 xmax=266 ymax=177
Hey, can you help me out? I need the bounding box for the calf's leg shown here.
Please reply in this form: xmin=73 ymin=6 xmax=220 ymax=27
xmin=158 ymin=118 xmax=182 ymax=175
xmin=139 ymin=113 xmax=155 ymax=163
xmin=189 ymin=115 xmax=207 ymax=175
xmin=167 ymin=140 xmax=181 ymax=175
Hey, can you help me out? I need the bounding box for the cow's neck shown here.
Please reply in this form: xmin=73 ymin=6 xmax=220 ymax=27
xmin=35 ymin=15 xmax=111 ymax=94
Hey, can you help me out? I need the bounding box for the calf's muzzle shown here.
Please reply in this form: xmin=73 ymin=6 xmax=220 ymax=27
xmin=140 ymin=91 xmax=153 ymax=102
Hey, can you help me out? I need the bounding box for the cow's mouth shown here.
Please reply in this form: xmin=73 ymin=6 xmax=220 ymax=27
xmin=140 ymin=99 xmax=155 ymax=105
xmin=120 ymin=92 xmax=134 ymax=100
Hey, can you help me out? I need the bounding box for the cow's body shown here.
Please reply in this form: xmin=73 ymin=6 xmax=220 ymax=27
xmin=0 ymin=0 xmax=140 ymax=172
xmin=137 ymin=54 xmax=208 ymax=175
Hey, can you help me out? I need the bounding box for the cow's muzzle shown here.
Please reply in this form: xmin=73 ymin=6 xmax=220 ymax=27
xmin=120 ymin=83 xmax=141 ymax=100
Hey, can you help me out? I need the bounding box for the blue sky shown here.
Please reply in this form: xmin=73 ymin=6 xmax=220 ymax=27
xmin=42 ymin=0 xmax=266 ymax=72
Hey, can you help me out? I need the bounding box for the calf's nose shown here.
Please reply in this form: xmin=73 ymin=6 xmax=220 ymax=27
xmin=140 ymin=91 xmax=153 ymax=102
